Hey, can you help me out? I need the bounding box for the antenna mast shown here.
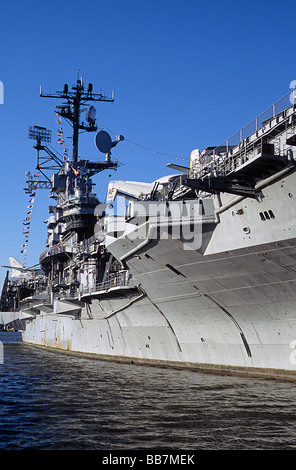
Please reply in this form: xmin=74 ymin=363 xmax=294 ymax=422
xmin=40 ymin=79 xmax=114 ymax=163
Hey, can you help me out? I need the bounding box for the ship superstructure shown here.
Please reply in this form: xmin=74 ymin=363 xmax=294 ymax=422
xmin=2 ymin=82 xmax=296 ymax=380
xmin=28 ymin=80 xmax=131 ymax=301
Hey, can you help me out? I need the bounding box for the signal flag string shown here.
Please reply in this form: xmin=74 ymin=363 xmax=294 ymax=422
xmin=56 ymin=112 xmax=69 ymax=160
xmin=20 ymin=174 xmax=40 ymax=266
xmin=20 ymin=114 xmax=67 ymax=266
xmin=56 ymin=113 xmax=80 ymax=176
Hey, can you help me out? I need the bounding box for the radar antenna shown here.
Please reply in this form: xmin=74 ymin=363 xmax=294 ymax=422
xmin=25 ymin=125 xmax=63 ymax=193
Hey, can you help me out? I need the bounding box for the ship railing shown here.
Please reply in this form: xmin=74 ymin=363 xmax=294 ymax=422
xmin=55 ymin=290 xmax=78 ymax=300
xmin=19 ymin=299 xmax=33 ymax=310
xmin=40 ymin=236 xmax=104 ymax=264
xmin=55 ymin=270 xmax=137 ymax=301
xmin=80 ymin=270 xmax=136 ymax=297
xmin=40 ymin=242 xmax=78 ymax=263
xmin=190 ymin=88 xmax=296 ymax=179
xmin=20 ymin=295 xmax=51 ymax=310
xmin=202 ymin=140 xmax=288 ymax=179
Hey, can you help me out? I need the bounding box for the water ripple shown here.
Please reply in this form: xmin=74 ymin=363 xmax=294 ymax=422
xmin=1 ymin=333 xmax=296 ymax=449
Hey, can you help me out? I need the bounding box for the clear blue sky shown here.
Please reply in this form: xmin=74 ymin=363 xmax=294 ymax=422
xmin=0 ymin=0 xmax=296 ymax=282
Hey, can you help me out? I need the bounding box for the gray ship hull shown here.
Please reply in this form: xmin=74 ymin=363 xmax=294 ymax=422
xmin=19 ymin=239 xmax=296 ymax=380
xmin=18 ymin=166 xmax=296 ymax=380
xmin=3 ymin=84 xmax=296 ymax=381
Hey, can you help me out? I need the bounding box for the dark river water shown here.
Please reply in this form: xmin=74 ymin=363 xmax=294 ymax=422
xmin=0 ymin=331 xmax=296 ymax=452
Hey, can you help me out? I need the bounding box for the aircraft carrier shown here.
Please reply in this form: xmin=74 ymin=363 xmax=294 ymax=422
xmin=2 ymin=78 xmax=296 ymax=380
